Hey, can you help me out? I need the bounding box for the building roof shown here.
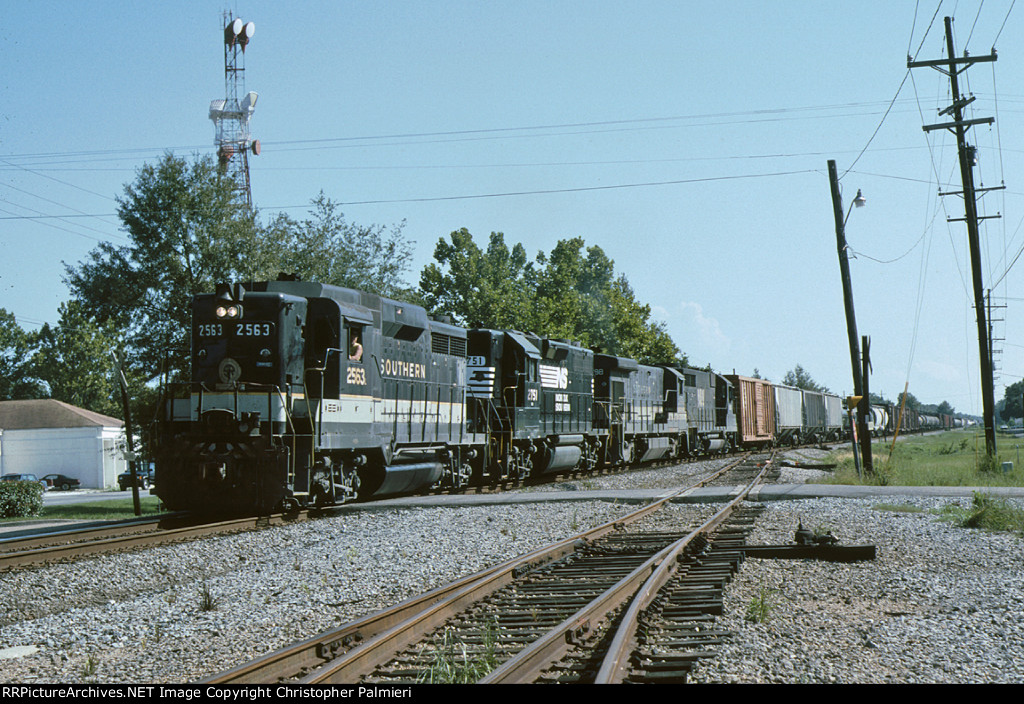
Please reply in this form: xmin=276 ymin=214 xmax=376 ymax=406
xmin=0 ymin=399 xmax=123 ymax=430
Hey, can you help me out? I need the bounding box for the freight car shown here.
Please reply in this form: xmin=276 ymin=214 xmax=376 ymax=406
xmin=728 ymin=376 xmax=843 ymax=449
xmin=726 ymin=375 xmax=774 ymax=449
xmin=155 ymin=277 xmax=741 ymax=514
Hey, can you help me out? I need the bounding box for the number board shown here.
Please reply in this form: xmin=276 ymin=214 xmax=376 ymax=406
xmin=196 ymin=322 xmax=275 ymax=338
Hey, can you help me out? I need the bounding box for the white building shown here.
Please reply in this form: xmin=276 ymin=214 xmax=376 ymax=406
xmin=0 ymin=400 xmax=127 ymax=489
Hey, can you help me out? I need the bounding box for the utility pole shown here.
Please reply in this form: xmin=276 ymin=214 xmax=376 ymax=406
xmin=909 ymin=16 xmax=1001 ymax=456
xmin=828 ymin=159 xmax=873 ymax=473
xmin=112 ymin=352 xmax=141 ymax=517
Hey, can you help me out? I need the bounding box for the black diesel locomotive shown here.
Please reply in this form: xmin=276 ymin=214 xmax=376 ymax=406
xmin=154 ymin=277 xmax=738 ymax=514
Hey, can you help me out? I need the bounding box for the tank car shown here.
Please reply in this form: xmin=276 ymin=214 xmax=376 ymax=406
xmin=155 ymin=277 xmax=482 ymax=514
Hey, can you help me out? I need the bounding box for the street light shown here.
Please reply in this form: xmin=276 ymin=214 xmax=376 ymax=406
xmin=852 ymin=188 xmax=866 ymax=211
xmin=828 ymin=160 xmax=873 ymax=475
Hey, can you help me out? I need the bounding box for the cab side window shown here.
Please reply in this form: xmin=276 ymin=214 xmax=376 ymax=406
xmin=348 ymin=325 xmax=364 ymax=362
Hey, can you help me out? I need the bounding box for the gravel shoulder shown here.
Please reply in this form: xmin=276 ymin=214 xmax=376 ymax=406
xmin=687 ymin=495 xmax=1024 ymax=683
xmin=1 ymin=452 xmax=1022 ymax=684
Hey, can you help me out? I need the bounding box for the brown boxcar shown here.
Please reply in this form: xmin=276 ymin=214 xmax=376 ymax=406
xmin=726 ymin=375 xmax=775 ymax=448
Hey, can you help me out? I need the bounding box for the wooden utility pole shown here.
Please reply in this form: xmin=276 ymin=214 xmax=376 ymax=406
xmin=909 ymin=16 xmax=1001 ymax=456
xmin=828 ymin=159 xmax=873 ymax=473
xmin=112 ymin=352 xmax=141 ymax=516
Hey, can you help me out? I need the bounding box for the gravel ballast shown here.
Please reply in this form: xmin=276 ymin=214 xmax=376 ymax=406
xmin=1 ymin=452 xmax=1022 ymax=684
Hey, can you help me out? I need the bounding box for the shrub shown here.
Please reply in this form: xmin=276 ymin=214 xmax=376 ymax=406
xmin=0 ymin=480 xmax=45 ymax=518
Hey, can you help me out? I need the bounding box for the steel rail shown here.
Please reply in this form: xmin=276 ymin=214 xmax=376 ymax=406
xmin=0 ymin=513 xmax=305 ymax=570
xmin=0 ymin=517 xmax=165 ymax=553
xmin=480 ymin=454 xmax=772 ymax=684
xmin=594 ymin=455 xmax=773 ymax=683
xmin=205 ymin=455 xmax=748 ymax=684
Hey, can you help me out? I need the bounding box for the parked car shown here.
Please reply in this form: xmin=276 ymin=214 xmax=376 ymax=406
xmin=1 ymin=473 xmax=49 ymax=489
xmin=118 ymin=467 xmax=153 ymax=491
xmin=41 ymin=473 xmax=81 ymax=491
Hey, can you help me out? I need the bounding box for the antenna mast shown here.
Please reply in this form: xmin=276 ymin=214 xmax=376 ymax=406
xmin=209 ymin=11 xmax=260 ymax=211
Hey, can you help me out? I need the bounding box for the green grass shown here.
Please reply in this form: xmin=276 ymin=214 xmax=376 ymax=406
xmin=0 ymin=496 xmax=164 ymax=524
xmin=933 ymin=491 xmax=1024 ymax=535
xmin=418 ymin=620 xmax=502 ymax=684
xmin=822 ymin=429 xmax=1024 ymax=487
xmin=873 ymin=502 xmax=926 ymax=514
xmin=745 ymin=587 xmax=778 ymax=624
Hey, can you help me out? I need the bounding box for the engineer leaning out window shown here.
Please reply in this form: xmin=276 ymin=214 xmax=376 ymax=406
xmin=349 ymin=330 xmax=363 ymax=362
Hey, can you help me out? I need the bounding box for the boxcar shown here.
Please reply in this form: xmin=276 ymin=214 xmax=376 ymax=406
xmin=725 ymin=375 xmax=775 ymax=448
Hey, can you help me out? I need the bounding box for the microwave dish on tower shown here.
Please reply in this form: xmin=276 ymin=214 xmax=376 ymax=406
xmin=211 ymin=11 xmax=259 ymax=210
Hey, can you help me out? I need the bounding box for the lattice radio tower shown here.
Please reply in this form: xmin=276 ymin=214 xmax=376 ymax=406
xmin=209 ymin=12 xmax=260 ymax=211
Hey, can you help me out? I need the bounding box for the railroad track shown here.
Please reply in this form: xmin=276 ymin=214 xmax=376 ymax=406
xmin=0 ymin=512 xmax=312 ymax=570
xmin=0 ymin=450 xmax=748 ymax=572
xmin=204 ymin=453 xmax=773 ymax=684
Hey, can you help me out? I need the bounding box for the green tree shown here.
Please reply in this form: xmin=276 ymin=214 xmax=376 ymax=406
xmin=782 ymin=364 xmax=830 ymax=392
xmin=1000 ymin=380 xmax=1024 ymax=421
xmin=420 ymin=230 xmax=685 ymax=365
xmin=896 ymin=390 xmax=920 ymax=412
xmin=532 ymin=238 xmax=622 ymax=350
xmin=604 ymin=275 xmax=685 ymax=365
xmin=30 ymin=301 xmax=121 ymax=417
xmin=63 ymin=152 xmax=272 ymax=384
xmin=419 ymin=229 xmax=536 ymax=329
xmin=0 ymin=309 xmax=46 ymax=400
xmin=272 ymin=192 xmax=415 ymax=300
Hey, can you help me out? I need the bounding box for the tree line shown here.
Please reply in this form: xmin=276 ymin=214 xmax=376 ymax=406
xmin=0 ymin=153 xmax=683 ymax=427
xmin=0 ymin=153 xmax=970 ymax=431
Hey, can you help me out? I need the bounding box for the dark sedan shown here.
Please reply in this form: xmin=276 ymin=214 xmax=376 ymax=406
xmin=42 ymin=474 xmax=81 ymax=491
xmin=118 ymin=468 xmax=153 ymax=491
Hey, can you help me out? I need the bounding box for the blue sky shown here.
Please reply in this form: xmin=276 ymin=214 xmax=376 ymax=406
xmin=2 ymin=1 xmax=1023 ymax=416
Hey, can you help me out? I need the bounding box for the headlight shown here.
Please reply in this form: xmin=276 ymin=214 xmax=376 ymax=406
xmin=215 ymin=305 xmax=241 ymax=318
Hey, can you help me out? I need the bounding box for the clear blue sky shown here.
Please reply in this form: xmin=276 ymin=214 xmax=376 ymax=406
xmin=2 ymin=1 xmax=1023 ymax=416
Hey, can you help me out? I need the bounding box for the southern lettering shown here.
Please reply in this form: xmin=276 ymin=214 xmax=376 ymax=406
xmin=383 ymin=358 xmax=427 ymax=379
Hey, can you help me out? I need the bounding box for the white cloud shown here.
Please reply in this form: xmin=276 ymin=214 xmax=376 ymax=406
xmin=671 ymin=301 xmax=731 ymax=360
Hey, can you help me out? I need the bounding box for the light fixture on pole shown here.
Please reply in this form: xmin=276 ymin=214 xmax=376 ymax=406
xmin=828 ymin=160 xmax=873 ymax=475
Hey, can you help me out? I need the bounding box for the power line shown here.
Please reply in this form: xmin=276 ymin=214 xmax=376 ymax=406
xmin=270 ymin=169 xmax=820 ymax=208
xmin=0 ymin=98 xmax=926 ymax=165
xmin=0 ymin=168 xmax=820 ymax=218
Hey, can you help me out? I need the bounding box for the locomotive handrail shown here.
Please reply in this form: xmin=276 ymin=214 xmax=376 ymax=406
xmin=303 ymin=346 xmax=345 ymax=452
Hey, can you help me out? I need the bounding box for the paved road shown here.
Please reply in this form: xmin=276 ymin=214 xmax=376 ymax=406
xmin=42 ymin=488 xmax=152 ymax=507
